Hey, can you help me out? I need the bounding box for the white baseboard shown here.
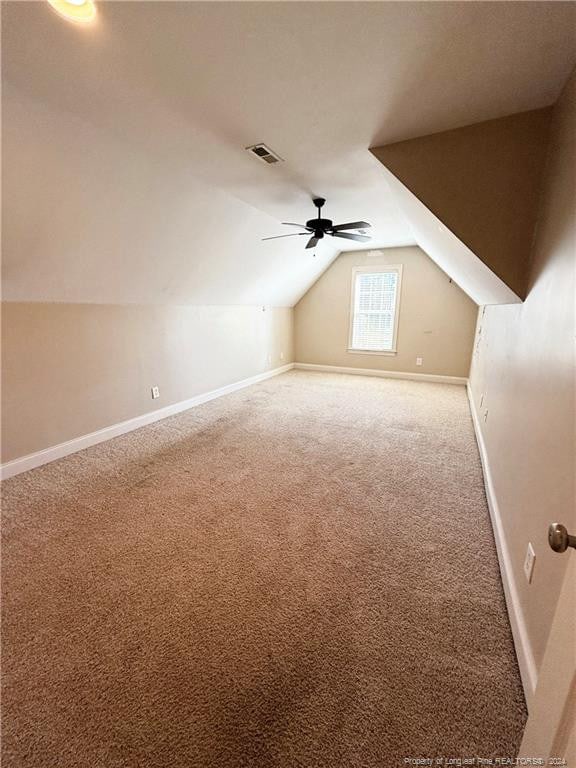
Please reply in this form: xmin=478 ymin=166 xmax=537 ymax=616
xmin=295 ymin=362 xmax=467 ymax=385
xmin=1 ymin=363 xmax=295 ymax=480
xmin=466 ymin=383 xmax=537 ymax=709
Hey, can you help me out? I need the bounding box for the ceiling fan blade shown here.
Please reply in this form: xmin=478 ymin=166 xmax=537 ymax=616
xmin=305 ymin=235 xmax=320 ymax=249
xmin=262 ymin=233 xmax=308 ymax=241
xmin=281 ymin=222 xmax=312 ymax=231
xmin=331 ymin=232 xmax=371 ymax=242
xmin=331 ymin=221 xmax=371 ymax=232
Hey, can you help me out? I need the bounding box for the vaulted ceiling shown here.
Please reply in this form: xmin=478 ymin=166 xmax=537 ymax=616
xmin=3 ymin=1 xmax=576 ymax=306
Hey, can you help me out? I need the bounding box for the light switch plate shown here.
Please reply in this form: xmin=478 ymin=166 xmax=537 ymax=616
xmin=524 ymin=542 xmax=536 ymax=584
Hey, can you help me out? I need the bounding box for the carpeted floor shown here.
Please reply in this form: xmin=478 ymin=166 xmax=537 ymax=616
xmin=1 ymin=371 xmax=526 ymax=767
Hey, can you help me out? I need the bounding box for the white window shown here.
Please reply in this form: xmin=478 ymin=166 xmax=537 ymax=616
xmin=348 ymin=265 xmax=403 ymax=354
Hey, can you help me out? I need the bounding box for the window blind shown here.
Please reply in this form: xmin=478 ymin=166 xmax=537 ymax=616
xmin=351 ymin=270 xmax=399 ymax=351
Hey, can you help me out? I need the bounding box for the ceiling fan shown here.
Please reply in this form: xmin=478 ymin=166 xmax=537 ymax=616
xmin=262 ymin=198 xmax=372 ymax=249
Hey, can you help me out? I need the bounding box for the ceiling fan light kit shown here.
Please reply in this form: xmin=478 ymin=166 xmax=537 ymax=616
xmin=262 ymin=198 xmax=372 ymax=250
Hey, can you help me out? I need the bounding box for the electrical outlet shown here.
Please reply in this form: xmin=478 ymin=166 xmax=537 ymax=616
xmin=151 ymin=386 xmax=160 ymax=400
xmin=524 ymin=543 xmax=536 ymax=584
xmin=416 ymin=357 xmax=423 ymax=366
xmin=267 ymin=354 xmax=272 ymax=365
xmin=280 ymin=351 xmax=284 ymax=361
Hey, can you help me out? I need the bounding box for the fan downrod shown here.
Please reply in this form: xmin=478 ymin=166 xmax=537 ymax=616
xmin=307 ymin=198 xmax=330 ymax=235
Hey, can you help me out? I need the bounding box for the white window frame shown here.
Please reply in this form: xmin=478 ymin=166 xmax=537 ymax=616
xmin=347 ymin=264 xmax=403 ymax=355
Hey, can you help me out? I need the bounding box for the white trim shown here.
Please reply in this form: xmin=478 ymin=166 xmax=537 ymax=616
xmin=346 ymin=349 xmax=397 ymax=357
xmin=294 ymin=362 xmax=467 ymax=385
xmin=0 ymin=364 xmax=295 ymax=480
xmin=348 ymin=264 xmax=403 ymax=354
xmin=466 ymin=383 xmax=538 ymax=709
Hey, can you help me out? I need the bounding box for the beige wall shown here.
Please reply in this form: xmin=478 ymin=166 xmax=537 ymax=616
xmin=295 ymin=246 xmax=477 ymax=378
xmin=371 ymin=108 xmax=552 ymax=299
xmin=1 ymin=303 xmax=293 ymax=463
xmin=469 ymin=71 xmax=575 ymax=674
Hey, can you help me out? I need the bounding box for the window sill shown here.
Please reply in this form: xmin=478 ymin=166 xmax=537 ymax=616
xmin=347 ymin=348 xmax=397 ymax=356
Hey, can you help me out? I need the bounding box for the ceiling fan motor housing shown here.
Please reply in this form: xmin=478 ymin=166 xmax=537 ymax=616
xmin=306 ymin=218 xmax=332 ymax=235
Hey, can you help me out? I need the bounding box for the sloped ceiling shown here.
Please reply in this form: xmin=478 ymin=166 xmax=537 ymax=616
xmin=3 ymin=1 xmax=576 ymax=306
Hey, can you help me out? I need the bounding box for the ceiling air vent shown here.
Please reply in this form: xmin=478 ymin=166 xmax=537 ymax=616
xmin=246 ymin=143 xmax=283 ymax=165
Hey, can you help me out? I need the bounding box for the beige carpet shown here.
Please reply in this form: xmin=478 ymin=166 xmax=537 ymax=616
xmin=1 ymin=371 xmax=526 ymax=767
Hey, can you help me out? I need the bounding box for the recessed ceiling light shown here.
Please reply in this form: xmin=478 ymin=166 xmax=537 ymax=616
xmin=47 ymin=0 xmax=96 ymax=24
